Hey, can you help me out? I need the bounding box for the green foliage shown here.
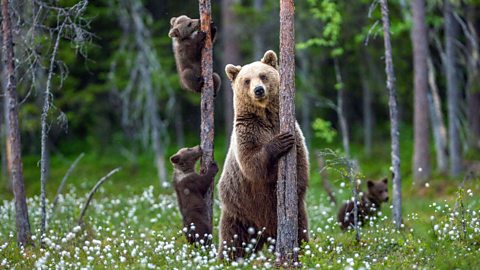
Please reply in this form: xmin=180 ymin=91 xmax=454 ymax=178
xmin=312 ymin=118 xmax=337 ymax=143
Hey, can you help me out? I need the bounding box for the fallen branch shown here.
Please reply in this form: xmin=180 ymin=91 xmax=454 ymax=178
xmin=315 ymin=151 xmax=337 ymax=205
xmin=51 ymin=153 xmax=85 ymax=213
xmin=77 ymin=167 xmax=120 ymax=225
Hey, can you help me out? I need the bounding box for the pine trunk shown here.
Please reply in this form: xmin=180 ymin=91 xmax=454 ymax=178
xmin=411 ymin=0 xmax=431 ymax=183
xmin=379 ymin=0 xmax=403 ymax=230
xmin=1 ymin=0 xmax=32 ymax=246
xmin=199 ymin=0 xmax=216 ymax=230
xmin=276 ymin=0 xmax=298 ymax=263
xmin=444 ymin=0 xmax=462 ymax=177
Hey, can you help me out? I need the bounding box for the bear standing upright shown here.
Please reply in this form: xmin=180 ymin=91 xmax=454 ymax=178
xmin=168 ymin=15 xmax=221 ymax=95
xmin=218 ymin=50 xmax=309 ymax=260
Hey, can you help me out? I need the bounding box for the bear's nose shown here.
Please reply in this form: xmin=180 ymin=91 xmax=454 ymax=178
xmin=254 ymin=86 xmax=265 ymax=97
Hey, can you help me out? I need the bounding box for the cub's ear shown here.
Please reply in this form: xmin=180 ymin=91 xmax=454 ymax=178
xmin=261 ymin=50 xmax=278 ymax=69
xmin=382 ymin=177 xmax=388 ymax=184
xmin=367 ymin=180 xmax=374 ymax=188
xmin=170 ymin=17 xmax=177 ymax=26
xmin=225 ymin=64 xmax=242 ymax=81
xmin=170 ymin=155 xmax=180 ymax=164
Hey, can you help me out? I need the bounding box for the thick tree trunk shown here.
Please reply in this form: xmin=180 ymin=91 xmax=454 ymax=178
xmin=379 ymin=0 xmax=402 ymax=230
xmin=334 ymin=58 xmax=350 ymax=158
xmin=199 ymin=0 xmax=216 ymax=230
xmin=253 ymin=0 xmax=265 ymax=59
xmin=427 ymin=57 xmax=448 ymax=173
xmin=221 ymin=0 xmax=239 ymax=142
xmin=276 ymin=0 xmax=298 ymax=263
xmin=411 ymin=0 xmax=431 ymax=183
xmin=2 ymin=0 xmax=32 ymax=246
xmin=444 ymin=0 xmax=462 ymax=177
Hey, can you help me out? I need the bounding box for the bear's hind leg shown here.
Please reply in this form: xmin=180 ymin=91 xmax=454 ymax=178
xmin=218 ymin=213 xmax=250 ymax=261
xmin=181 ymin=68 xmax=203 ymax=93
xmin=298 ymin=202 xmax=310 ymax=244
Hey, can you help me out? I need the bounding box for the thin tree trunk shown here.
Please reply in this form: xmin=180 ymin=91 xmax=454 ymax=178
xmin=427 ymin=57 xmax=448 ymax=173
xmin=253 ymin=0 xmax=265 ymax=59
xmin=277 ymin=0 xmax=298 ymax=263
xmin=360 ymin=63 xmax=373 ymax=157
xmin=174 ymin=104 xmax=185 ymax=148
xmin=466 ymin=6 xmax=480 ymax=150
xmin=221 ymin=0 xmax=239 ymax=143
xmin=334 ymin=58 xmax=350 ymax=158
xmin=411 ymin=0 xmax=431 ymax=183
xmin=2 ymin=0 xmax=32 ymax=246
xmin=444 ymin=0 xmax=462 ymax=177
xmin=199 ymin=0 xmax=216 ymax=230
xmin=379 ymin=0 xmax=402 ymax=230
xmin=0 ymin=47 xmax=8 ymax=186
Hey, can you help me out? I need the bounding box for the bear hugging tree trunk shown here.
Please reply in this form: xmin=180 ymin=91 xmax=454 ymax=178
xmin=217 ymin=50 xmax=309 ymax=261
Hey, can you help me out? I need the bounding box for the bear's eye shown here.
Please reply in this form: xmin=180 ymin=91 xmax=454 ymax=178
xmin=244 ymin=79 xmax=250 ymax=85
xmin=260 ymin=74 xmax=267 ymax=81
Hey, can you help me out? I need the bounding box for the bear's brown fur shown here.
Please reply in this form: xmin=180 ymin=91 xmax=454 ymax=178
xmin=218 ymin=50 xmax=309 ymax=260
xmin=168 ymin=15 xmax=221 ymax=95
xmin=170 ymin=145 xmax=218 ymax=245
xmin=337 ymin=178 xmax=389 ymax=231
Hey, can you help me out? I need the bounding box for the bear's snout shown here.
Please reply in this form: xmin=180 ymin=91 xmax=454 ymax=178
xmin=254 ymin=85 xmax=265 ymax=98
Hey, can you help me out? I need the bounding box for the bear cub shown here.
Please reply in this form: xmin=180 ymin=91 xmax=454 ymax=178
xmin=337 ymin=178 xmax=389 ymax=231
xmin=170 ymin=145 xmax=218 ymax=244
xmin=168 ymin=15 xmax=221 ymax=95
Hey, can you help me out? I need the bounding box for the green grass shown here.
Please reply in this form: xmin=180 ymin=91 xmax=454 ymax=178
xmin=1 ymin=138 xmax=479 ymax=269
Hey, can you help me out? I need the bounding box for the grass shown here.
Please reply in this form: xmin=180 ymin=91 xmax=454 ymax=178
xmin=1 ymin=137 xmax=479 ymax=269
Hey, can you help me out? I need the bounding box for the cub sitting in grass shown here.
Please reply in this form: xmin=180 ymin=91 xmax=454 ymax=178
xmin=170 ymin=145 xmax=218 ymax=244
xmin=337 ymin=178 xmax=389 ymax=231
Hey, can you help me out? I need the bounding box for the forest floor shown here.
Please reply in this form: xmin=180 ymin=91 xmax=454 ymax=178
xmin=1 ymin=141 xmax=479 ymax=269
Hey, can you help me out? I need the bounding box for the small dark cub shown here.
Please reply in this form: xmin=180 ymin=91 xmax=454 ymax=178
xmin=168 ymin=15 xmax=221 ymax=95
xmin=337 ymin=178 xmax=389 ymax=231
xmin=170 ymin=145 xmax=218 ymax=245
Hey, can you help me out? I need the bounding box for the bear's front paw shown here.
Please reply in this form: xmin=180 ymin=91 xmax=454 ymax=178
xmin=197 ymin=31 xmax=207 ymax=42
xmin=209 ymin=161 xmax=219 ymax=175
xmin=269 ymin=132 xmax=295 ymax=158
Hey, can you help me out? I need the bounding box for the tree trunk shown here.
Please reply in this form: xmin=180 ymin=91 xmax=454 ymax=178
xmin=1 ymin=0 xmax=32 ymax=246
xmin=199 ymin=0 xmax=216 ymax=230
xmin=276 ymin=0 xmax=298 ymax=263
xmin=466 ymin=6 xmax=480 ymax=150
xmin=221 ymin=0 xmax=239 ymax=143
xmin=379 ymin=0 xmax=402 ymax=230
xmin=0 ymin=44 xmax=8 ymax=186
xmin=427 ymin=57 xmax=448 ymax=173
xmin=174 ymin=104 xmax=185 ymax=148
xmin=444 ymin=0 xmax=462 ymax=177
xmin=253 ymin=0 xmax=265 ymax=59
xmin=334 ymin=58 xmax=350 ymax=158
xmin=411 ymin=0 xmax=431 ymax=183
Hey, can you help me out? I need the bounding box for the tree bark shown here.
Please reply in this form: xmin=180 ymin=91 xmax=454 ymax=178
xmin=466 ymin=6 xmax=480 ymax=150
xmin=199 ymin=0 xmax=216 ymax=230
xmin=334 ymin=58 xmax=350 ymax=158
xmin=427 ymin=57 xmax=448 ymax=173
xmin=444 ymin=0 xmax=462 ymax=177
xmin=379 ymin=0 xmax=402 ymax=230
xmin=2 ymin=0 xmax=33 ymax=246
xmin=276 ymin=0 xmax=298 ymax=263
xmin=221 ymin=0 xmax=239 ymax=143
xmin=411 ymin=0 xmax=431 ymax=183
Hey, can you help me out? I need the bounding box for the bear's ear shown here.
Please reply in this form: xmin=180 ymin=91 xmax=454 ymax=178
xmin=382 ymin=177 xmax=388 ymax=184
xmin=367 ymin=180 xmax=374 ymax=188
xmin=261 ymin=50 xmax=278 ymax=69
xmin=170 ymin=155 xmax=180 ymax=164
xmin=170 ymin=17 xmax=177 ymax=26
xmin=225 ymin=64 xmax=242 ymax=81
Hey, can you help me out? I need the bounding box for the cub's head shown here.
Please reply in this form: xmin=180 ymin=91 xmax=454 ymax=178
xmin=168 ymin=15 xmax=200 ymax=39
xmin=367 ymin=178 xmax=389 ymax=203
xmin=225 ymin=50 xmax=280 ymax=109
xmin=170 ymin=145 xmax=202 ymax=172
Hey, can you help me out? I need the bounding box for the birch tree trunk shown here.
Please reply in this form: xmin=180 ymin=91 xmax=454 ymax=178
xmin=276 ymin=0 xmax=298 ymax=263
xmin=1 ymin=0 xmax=32 ymax=246
xmin=221 ymin=0 xmax=239 ymax=142
xmin=411 ymin=0 xmax=431 ymax=183
xmin=379 ymin=0 xmax=402 ymax=230
xmin=466 ymin=6 xmax=480 ymax=150
xmin=199 ymin=0 xmax=216 ymax=230
xmin=334 ymin=58 xmax=350 ymax=158
xmin=361 ymin=65 xmax=373 ymax=157
xmin=444 ymin=0 xmax=462 ymax=177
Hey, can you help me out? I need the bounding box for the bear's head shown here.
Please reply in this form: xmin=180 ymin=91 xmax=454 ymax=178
xmin=225 ymin=50 xmax=280 ymax=110
xmin=367 ymin=178 xmax=389 ymax=203
xmin=168 ymin=15 xmax=200 ymax=39
xmin=170 ymin=145 xmax=202 ymax=172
